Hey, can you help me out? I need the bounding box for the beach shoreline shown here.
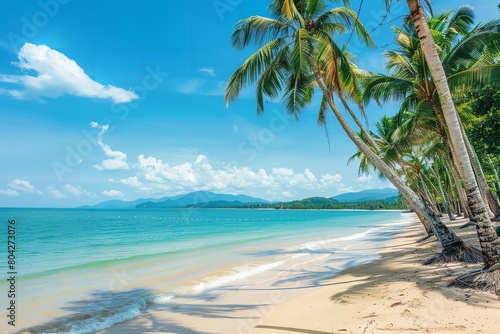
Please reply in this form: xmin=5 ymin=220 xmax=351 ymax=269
xmin=95 ymin=215 xmax=500 ymax=334
xmin=92 ymin=213 xmax=416 ymax=334
xmin=183 ymin=207 xmax=407 ymax=212
xmin=252 ymin=216 xmax=500 ymax=334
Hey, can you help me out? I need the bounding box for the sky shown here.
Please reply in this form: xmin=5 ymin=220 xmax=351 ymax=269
xmin=0 ymin=0 xmax=498 ymax=207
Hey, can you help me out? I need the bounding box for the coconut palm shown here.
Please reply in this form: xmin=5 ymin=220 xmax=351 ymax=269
xmin=226 ymin=0 xmax=475 ymax=261
xmin=368 ymin=1 xmax=500 ymax=266
xmin=347 ymin=116 xmax=436 ymax=235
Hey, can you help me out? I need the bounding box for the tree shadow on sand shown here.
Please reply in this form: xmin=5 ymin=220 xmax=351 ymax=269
xmin=17 ymin=288 xmax=215 ymax=334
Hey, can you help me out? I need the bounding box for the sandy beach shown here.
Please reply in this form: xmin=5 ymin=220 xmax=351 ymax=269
xmin=252 ymin=217 xmax=500 ymax=334
xmin=95 ymin=215 xmax=500 ymax=334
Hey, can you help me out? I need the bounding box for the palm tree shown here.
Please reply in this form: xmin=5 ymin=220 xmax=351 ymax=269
xmin=347 ymin=116 xmax=435 ymax=235
xmin=226 ymin=0 xmax=474 ymax=261
xmin=383 ymin=0 xmax=500 ymax=266
xmin=424 ymin=146 xmax=456 ymax=221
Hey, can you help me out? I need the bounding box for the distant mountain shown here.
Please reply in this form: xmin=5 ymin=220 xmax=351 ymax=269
xmin=137 ymin=191 xmax=270 ymax=208
xmin=81 ymin=189 xmax=399 ymax=209
xmin=81 ymin=191 xmax=270 ymax=209
xmin=79 ymin=198 xmax=157 ymax=209
xmin=332 ymin=188 xmax=399 ymax=203
xmin=216 ymin=195 xmax=404 ymax=210
xmin=184 ymin=200 xmax=246 ymax=208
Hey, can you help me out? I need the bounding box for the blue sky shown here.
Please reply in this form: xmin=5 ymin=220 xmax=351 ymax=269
xmin=0 ymin=0 xmax=497 ymax=207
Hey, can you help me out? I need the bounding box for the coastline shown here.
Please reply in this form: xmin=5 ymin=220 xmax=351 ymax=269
xmin=253 ymin=216 xmax=500 ymax=334
xmin=97 ymin=215 xmax=500 ymax=334
xmin=94 ymin=213 xmax=416 ymax=334
xmin=184 ymin=207 xmax=406 ymax=212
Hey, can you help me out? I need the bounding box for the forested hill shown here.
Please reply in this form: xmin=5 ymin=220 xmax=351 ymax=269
xmin=190 ymin=196 xmax=405 ymax=210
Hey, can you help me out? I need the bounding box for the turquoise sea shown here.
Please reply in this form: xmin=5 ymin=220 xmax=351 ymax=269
xmin=0 ymin=208 xmax=412 ymax=334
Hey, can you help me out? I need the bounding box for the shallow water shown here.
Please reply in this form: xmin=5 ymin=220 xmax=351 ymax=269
xmin=0 ymin=208 xmax=410 ymax=334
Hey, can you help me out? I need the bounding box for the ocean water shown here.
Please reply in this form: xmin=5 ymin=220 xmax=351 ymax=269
xmin=0 ymin=208 xmax=412 ymax=334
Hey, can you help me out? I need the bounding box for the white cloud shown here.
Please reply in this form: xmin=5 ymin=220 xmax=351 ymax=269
xmin=357 ymin=174 xmax=373 ymax=182
xmin=0 ymin=189 xmax=20 ymax=197
xmin=304 ymin=168 xmax=318 ymax=182
xmin=0 ymin=43 xmax=138 ymax=103
xmin=102 ymin=190 xmax=124 ymax=198
xmin=8 ymin=179 xmax=43 ymax=194
xmin=272 ymin=168 xmax=295 ymax=177
xmin=91 ymin=122 xmax=130 ymax=171
xmin=120 ymin=176 xmax=143 ymax=188
xmin=199 ymin=67 xmax=216 ymax=77
xmin=320 ymin=173 xmax=343 ymax=185
xmin=50 ymin=190 xmax=67 ymax=199
xmin=338 ymin=185 xmax=354 ymax=193
xmin=131 ymin=154 xmax=345 ymax=199
xmin=63 ymin=184 xmax=92 ymax=197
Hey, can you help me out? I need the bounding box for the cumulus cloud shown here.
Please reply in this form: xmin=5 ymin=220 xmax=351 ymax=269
xmin=91 ymin=122 xmax=130 ymax=171
xmin=272 ymin=167 xmax=295 ymax=177
xmin=8 ymin=179 xmax=43 ymax=194
xmin=102 ymin=190 xmax=124 ymax=198
xmin=199 ymin=67 xmax=216 ymax=77
xmin=120 ymin=176 xmax=143 ymax=188
xmin=0 ymin=43 xmax=138 ymax=103
xmin=126 ymin=154 xmax=346 ymax=199
xmin=303 ymin=168 xmax=318 ymax=182
xmin=320 ymin=173 xmax=343 ymax=185
xmin=0 ymin=189 xmax=20 ymax=197
xmin=357 ymin=174 xmax=373 ymax=182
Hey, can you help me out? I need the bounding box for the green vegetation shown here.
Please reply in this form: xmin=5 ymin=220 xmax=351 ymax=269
xmin=223 ymin=196 xmax=405 ymax=210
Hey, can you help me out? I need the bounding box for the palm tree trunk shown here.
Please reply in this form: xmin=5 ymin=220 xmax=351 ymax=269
xmin=431 ymin=163 xmax=455 ymax=220
xmin=445 ymin=141 xmax=472 ymax=218
xmin=420 ymin=174 xmax=440 ymax=215
xmin=412 ymin=203 xmax=433 ymax=235
xmin=406 ymin=0 xmax=500 ymax=266
xmin=439 ymin=128 xmax=472 ymax=218
xmin=396 ymin=157 xmax=434 ymax=234
xmin=312 ymin=60 xmax=465 ymax=255
xmin=443 ymin=159 xmax=461 ymax=215
xmin=462 ymin=132 xmax=500 ymax=217
xmin=449 ymin=156 xmax=472 ymax=218
xmin=337 ymin=93 xmax=381 ymax=153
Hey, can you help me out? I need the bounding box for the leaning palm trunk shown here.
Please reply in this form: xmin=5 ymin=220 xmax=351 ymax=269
xmin=462 ymin=132 xmax=500 ymax=217
xmin=440 ymin=129 xmax=472 ymax=218
xmin=336 ymin=92 xmax=381 ymax=153
xmin=415 ymin=208 xmax=434 ymax=235
xmin=312 ymin=60 xmax=471 ymax=260
xmin=431 ymin=163 xmax=455 ymax=220
xmin=443 ymin=159 xmax=462 ymax=216
xmin=397 ymin=157 xmax=434 ymax=235
xmin=406 ymin=0 xmax=500 ymax=266
xmin=446 ymin=146 xmax=472 ymax=218
xmin=419 ymin=174 xmax=440 ymax=215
